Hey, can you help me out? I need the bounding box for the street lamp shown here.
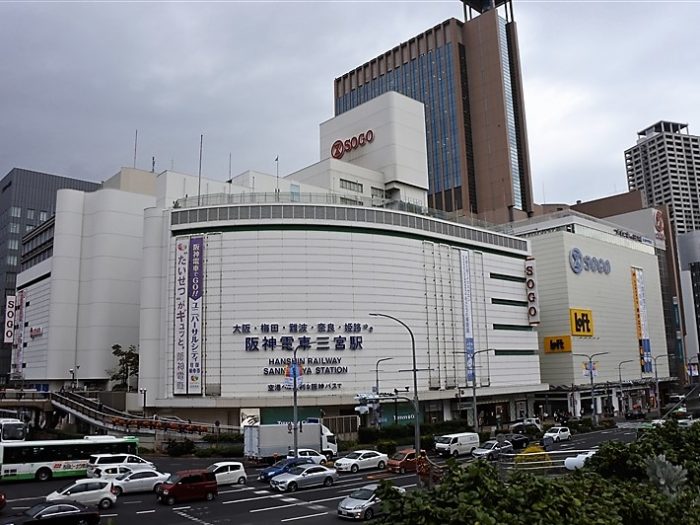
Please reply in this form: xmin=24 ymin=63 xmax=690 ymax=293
xmin=574 ymin=352 xmax=608 ymax=425
xmin=291 ymin=344 xmax=302 ymax=459
xmin=140 ymin=388 xmax=147 ymax=417
xmin=651 ymin=355 xmax=666 ymax=413
xmin=374 ymin=357 xmax=393 ymax=428
xmin=369 ymin=313 xmax=421 ymax=487
xmin=617 ymin=359 xmax=633 ymax=415
xmin=469 ymin=349 xmax=492 ymax=433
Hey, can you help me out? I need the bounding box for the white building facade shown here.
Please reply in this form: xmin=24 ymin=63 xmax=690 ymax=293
xmin=512 ymin=212 xmax=669 ymax=418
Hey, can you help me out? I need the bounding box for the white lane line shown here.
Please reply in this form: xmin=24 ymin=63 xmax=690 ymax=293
xmin=250 ymin=494 xmax=345 ymax=513
xmin=122 ymin=500 xmax=143 ymax=504
xmin=281 ymin=497 xmax=299 ymax=502
xmin=281 ymin=512 xmax=328 ymax=522
xmin=223 ymin=493 xmax=284 ymax=504
xmin=136 ymin=510 xmax=156 ymax=514
xmin=253 ymin=490 xmax=269 ymax=495
xmin=172 ymin=506 xmax=192 ymax=510
xmin=11 ymin=506 xmax=30 ymax=510
xmin=7 ymin=496 xmax=43 ymax=503
xmin=102 ymin=514 xmax=119 ymax=518
xmin=220 ymin=487 xmax=255 ymax=494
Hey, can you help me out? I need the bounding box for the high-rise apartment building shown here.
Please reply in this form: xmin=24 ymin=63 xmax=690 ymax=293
xmin=0 ymin=168 xmax=99 ymax=380
xmin=334 ymin=0 xmax=534 ymax=224
xmin=625 ymin=121 xmax=700 ymax=234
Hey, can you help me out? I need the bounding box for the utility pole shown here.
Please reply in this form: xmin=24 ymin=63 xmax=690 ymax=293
xmin=574 ymin=352 xmax=609 ymax=426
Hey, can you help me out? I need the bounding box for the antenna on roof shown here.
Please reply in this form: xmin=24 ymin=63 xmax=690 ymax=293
xmin=133 ymin=129 xmax=138 ymax=169
xmin=151 ymin=156 xmax=155 ymax=173
xmin=197 ymin=134 xmax=204 ymax=206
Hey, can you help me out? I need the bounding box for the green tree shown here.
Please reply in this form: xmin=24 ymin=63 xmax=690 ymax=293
xmin=108 ymin=344 xmax=139 ymax=390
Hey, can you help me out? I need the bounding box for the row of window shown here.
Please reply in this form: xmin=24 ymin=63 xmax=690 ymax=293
xmin=8 ymin=222 xmax=37 ymax=235
xmin=339 ymin=179 xmax=363 ymax=193
xmin=9 ymin=207 xmax=49 ymax=222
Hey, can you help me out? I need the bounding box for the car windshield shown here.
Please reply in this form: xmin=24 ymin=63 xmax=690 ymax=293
xmin=481 ymin=441 xmax=497 ymax=449
xmin=287 ymin=467 xmax=306 ymax=476
xmin=205 ymin=465 xmax=217 ymax=473
xmin=434 ymin=436 xmax=452 ymax=444
xmin=166 ymin=474 xmax=181 ymax=484
xmin=57 ymin=481 xmax=77 ymax=493
xmin=116 ymin=473 xmax=130 ymax=481
xmin=549 ymin=427 xmax=561 ymax=432
xmin=25 ymin=503 xmax=52 ymax=517
xmin=391 ymin=452 xmax=407 ymax=460
xmin=349 ymin=488 xmax=375 ymax=500
xmin=345 ymin=452 xmax=361 ymax=460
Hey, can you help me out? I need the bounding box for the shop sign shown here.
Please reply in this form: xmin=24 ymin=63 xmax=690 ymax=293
xmin=570 ymin=308 xmax=594 ymax=337
xmin=4 ymin=295 xmax=15 ymax=343
xmin=569 ymin=247 xmax=611 ymax=275
xmin=29 ymin=326 xmax=43 ymax=338
xmin=331 ymin=130 xmax=374 ymax=160
xmin=525 ymin=258 xmax=540 ymax=325
xmin=544 ymin=335 xmax=572 ymax=354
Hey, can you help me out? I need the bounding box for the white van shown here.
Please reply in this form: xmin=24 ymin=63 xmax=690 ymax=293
xmin=434 ymin=432 xmax=480 ymax=458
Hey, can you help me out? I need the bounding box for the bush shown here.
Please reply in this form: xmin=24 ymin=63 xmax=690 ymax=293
xmin=478 ymin=431 xmax=492 ymax=443
xmin=202 ymin=432 xmax=243 ymax=443
xmin=598 ymin=418 xmax=617 ymax=430
xmin=421 ymin=434 xmax=434 ymax=451
xmin=376 ymin=440 xmax=398 ymax=455
xmin=193 ymin=445 xmax=243 ymax=458
xmin=165 ymin=438 xmax=195 ymax=457
xmin=514 ymin=444 xmax=552 ymax=470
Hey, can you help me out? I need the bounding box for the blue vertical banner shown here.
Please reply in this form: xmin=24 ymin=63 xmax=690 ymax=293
xmin=460 ymin=250 xmax=475 ymax=384
xmin=173 ymin=239 xmax=189 ymax=395
xmin=188 ymin=236 xmax=205 ymax=394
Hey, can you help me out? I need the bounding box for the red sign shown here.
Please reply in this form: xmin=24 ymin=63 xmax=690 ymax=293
xmin=331 ymin=130 xmax=374 ymax=160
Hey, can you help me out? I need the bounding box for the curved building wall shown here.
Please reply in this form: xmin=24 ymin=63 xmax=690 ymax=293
xmin=142 ymin=202 xmax=543 ymax=412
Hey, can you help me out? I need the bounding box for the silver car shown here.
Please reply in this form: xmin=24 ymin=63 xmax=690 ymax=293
xmin=112 ymin=469 xmax=171 ymax=495
xmin=269 ymin=464 xmax=338 ymax=492
xmin=337 ymin=483 xmax=405 ymax=521
xmin=471 ymin=440 xmax=513 ymax=461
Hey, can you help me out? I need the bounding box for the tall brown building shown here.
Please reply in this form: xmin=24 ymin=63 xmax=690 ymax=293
xmin=334 ymin=0 xmax=534 ymax=224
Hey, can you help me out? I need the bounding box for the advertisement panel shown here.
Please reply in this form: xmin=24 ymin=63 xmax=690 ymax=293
xmin=569 ymin=308 xmax=594 ymax=337
xmin=544 ymin=335 xmax=572 ymax=354
xmin=631 ymin=267 xmax=652 ymax=373
xmin=460 ymin=250 xmax=475 ymax=383
xmin=173 ymin=239 xmax=189 ymax=395
xmin=187 ymin=236 xmax=204 ymax=394
xmin=13 ymin=291 xmax=25 ymax=376
xmin=4 ymin=295 xmax=15 ymax=344
xmin=525 ymin=258 xmax=540 ymax=325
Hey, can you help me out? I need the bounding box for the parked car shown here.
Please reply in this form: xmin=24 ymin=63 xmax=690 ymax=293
xmin=206 ymin=462 xmax=247 ymax=485
xmin=333 ymin=450 xmax=388 ymax=473
xmin=337 ymin=483 xmax=405 ymax=521
xmin=625 ymin=410 xmax=646 ymax=421
xmin=543 ymin=426 xmax=571 ymax=442
xmin=0 ymin=491 xmax=5 ymax=511
xmin=46 ymin=478 xmax=118 ymax=510
xmin=510 ymin=422 xmax=541 ymax=435
xmin=112 ymin=469 xmax=170 ymax=495
xmin=257 ymin=457 xmax=314 ymax=483
xmin=0 ymin=501 xmax=100 ymax=525
xmin=269 ymin=464 xmax=338 ymax=492
xmin=433 ymin=432 xmax=480 ymax=458
xmin=286 ymin=448 xmax=327 ymax=464
xmin=387 ymin=449 xmax=424 ymax=474
xmin=156 ymin=470 xmax=218 ymax=505
xmin=87 ymin=453 xmax=155 ymax=478
xmin=471 ymin=440 xmax=513 ymax=461
xmin=93 ymin=465 xmax=133 ymax=480
xmin=564 ymin=450 xmax=597 ymax=471
xmin=498 ymin=433 xmax=529 ymax=450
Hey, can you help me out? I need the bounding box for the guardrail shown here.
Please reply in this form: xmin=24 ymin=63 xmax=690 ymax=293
xmin=497 ymin=448 xmax=597 ymax=476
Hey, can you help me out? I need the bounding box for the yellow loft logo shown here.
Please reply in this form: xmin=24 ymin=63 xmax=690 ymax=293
xmin=570 ymin=309 xmax=594 ymax=337
xmin=544 ymin=335 xmax=572 ymax=354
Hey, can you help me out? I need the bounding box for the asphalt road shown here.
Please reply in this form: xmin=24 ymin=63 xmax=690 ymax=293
xmin=0 ymin=428 xmax=638 ymax=524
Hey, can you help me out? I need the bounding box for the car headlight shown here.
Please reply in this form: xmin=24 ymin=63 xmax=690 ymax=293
xmin=162 ymin=490 xmax=169 ymax=495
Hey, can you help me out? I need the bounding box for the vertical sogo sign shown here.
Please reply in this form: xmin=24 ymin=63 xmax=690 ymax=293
xmin=631 ymin=267 xmax=652 ymax=374
xmin=525 ymin=258 xmax=540 ymax=325
xmin=460 ymin=250 xmax=475 ymax=384
xmin=173 ymin=236 xmax=204 ymax=395
xmin=4 ymin=295 xmax=15 ymax=344
xmin=13 ymin=291 xmax=25 ymax=374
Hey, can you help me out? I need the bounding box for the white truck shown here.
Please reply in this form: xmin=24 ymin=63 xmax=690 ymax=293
xmin=243 ymin=421 xmax=338 ymax=461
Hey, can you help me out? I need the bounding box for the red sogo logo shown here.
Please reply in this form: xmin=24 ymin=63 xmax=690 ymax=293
xmin=331 ymin=130 xmax=374 ymax=160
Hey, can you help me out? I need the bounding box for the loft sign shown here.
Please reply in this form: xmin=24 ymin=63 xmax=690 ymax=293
xmin=331 ymin=130 xmax=374 ymax=160
xmin=525 ymin=258 xmax=540 ymax=325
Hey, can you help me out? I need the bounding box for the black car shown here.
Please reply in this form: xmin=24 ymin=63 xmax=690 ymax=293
xmin=625 ymin=410 xmax=646 ymax=421
xmin=0 ymin=501 xmax=100 ymax=525
xmin=499 ymin=433 xmax=529 ymax=450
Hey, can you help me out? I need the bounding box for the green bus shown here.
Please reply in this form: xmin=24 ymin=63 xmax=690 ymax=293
xmin=0 ymin=435 xmax=139 ymax=481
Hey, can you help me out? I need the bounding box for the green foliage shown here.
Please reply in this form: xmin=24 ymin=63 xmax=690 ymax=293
xmin=193 ymin=445 xmax=243 ymax=458
xmin=108 ymin=344 xmax=139 ymax=388
xmin=598 ymin=418 xmax=617 ymax=429
xmin=165 ymin=438 xmax=195 ymax=457
xmin=375 ymin=440 xmax=398 ymax=455
xmin=375 ymin=421 xmax=700 ymax=525
xmin=201 ymin=432 xmax=243 ymax=443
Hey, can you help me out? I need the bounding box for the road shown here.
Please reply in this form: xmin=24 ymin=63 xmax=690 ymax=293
xmin=0 ymin=428 xmax=636 ymax=524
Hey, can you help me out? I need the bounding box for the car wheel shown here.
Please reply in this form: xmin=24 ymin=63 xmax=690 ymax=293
xmin=567 ymin=435 xmax=572 ymax=441
xmin=287 ymin=482 xmax=298 ymax=492
xmin=399 ymin=467 xmax=406 ymax=474
xmin=452 ymin=450 xmax=459 ymax=458
xmin=320 ymin=459 xmax=327 ymax=465
xmin=377 ymin=460 xmax=386 ymax=470
xmin=323 ymin=477 xmax=333 ymax=487
xmin=238 ymin=476 xmax=246 ymax=485
xmin=99 ymin=498 xmax=113 ymax=510
xmin=205 ymin=492 xmax=215 ymax=501
xmin=555 ymin=437 xmax=560 ymax=443
xmin=364 ymin=508 xmax=374 ymax=520
xmin=77 ymin=520 xmax=89 ymax=525
xmin=488 ymin=453 xmax=494 ymax=461
xmin=35 ymin=468 xmax=52 ymax=482
xmin=153 ymin=483 xmax=162 ymax=493
xmin=114 ymin=486 xmax=123 ymax=497
xmin=166 ymin=495 xmax=175 ymax=506
xmin=351 ymin=464 xmax=359 ymax=473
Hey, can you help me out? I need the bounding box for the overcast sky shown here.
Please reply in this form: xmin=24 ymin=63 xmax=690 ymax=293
xmin=1 ymin=0 xmax=698 ymax=205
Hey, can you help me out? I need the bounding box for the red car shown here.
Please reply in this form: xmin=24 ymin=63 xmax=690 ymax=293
xmin=156 ymin=469 xmax=217 ymax=505
xmin=0 ymin=491 xmax=6 ymax=510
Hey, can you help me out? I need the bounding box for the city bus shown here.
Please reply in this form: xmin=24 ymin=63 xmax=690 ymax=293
xmin=0 ymin=435 xmax=139 ymax=481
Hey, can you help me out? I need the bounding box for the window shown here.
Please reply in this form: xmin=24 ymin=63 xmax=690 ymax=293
xmin=8 ymin=239 xmax=18 ymax=251
xmin=39 ymin=211 xmax=48 ymax=222
xmin=10 ymin=206 xmax=20 ymax=218
xmin=26 ymin=225 xmax=34 ymax=233
xmin=290 ymin=184 xmax=300 ymax=202
xmin=6 ymin=255 xmax=17 ymax=266
xmin=371 ymin=187 xmax=385 ymax=199
xmin=339 ymin=179 xmax=363 ymax=193
xmin=9 ymin=223 xmax=19 ymax=234
xmin=26 ymin=209 xmax=35 ymax=220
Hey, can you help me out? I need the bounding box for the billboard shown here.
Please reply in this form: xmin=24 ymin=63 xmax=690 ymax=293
xmin=570 ymin=308 xmax=594 ymax=337
xmin=631 ymin=267 xmax=652 ymax=373
xmin=544 ymin=335 xmax=572 ymax=354
xmin=460 ymin=250 xmax=475 ymax=384
xmin=4 ymin=295 xmax=15 ymax=344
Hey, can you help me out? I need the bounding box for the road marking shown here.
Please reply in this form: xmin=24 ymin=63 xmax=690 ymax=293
xmin=223 ymin=493 xmax=283 ymax=504
xmin=122 ymin=500 xmax=143 ymax=504
xmin=174 ymin=510 xmax=215 ymax=525
xmin=253 ymin=490 xmax=269 ymax=495
xmin=102 ymin=514 xmax=119 ymax=518
xmin=220 ymin=487 xmax=254 ymax=494
xmin=281 ymin=497 xmax=299 ymax=502
xmin=172 ymin=506 xmax=192 ymax=510
xmin=11 ymin=506 xmax=30 ymax=510
xmin=136 ymin=510 xmax=156 ymax=514
xmin=280 ymin=511 xmax=328 ymax=522
xmin=250 ymin=494 xmax=346 ymax=513
xmin=7 ymin=496 xmax=43 ymax=503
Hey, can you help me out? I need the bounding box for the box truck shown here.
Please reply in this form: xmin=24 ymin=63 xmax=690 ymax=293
xmin=243 ymin=421 xmax=337 ymax=461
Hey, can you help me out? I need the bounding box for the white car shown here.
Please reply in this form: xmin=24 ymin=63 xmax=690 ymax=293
xmin=334 ymin=450 xmax=389 ymax=473
xmin=93 ymin=465 xmax=133 ymax=480
xmin=46 ymin=478 xmax=118 ymax=509
xmin=112 ymin=469 xmax=170 ymax=495
xmin=564 ymin=450 xmax=597 ymax=471
xmin=206 ymin=461 xmax=247 ymax=485
xmin=286 ymin=448 xmax=327 ymax=464
xmin=543 ymin=426 xmax=571 ymax=442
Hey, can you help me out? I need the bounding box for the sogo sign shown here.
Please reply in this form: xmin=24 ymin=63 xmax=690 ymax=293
xmin=331 ymin=130 xmax=374 ymax=160
xmin=4 ymin=295 xmax=15 ymax=343
xmin=525 ymin=259 xmax=540 ymax=325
